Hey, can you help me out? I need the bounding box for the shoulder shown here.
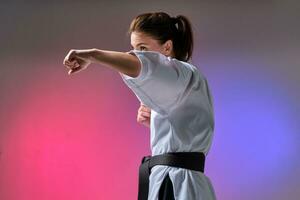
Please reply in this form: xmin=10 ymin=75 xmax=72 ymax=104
xmin=171 ymin=58 xmax=206 ymax=79
xmin=128 ymin=50 xmax=164 ymax=61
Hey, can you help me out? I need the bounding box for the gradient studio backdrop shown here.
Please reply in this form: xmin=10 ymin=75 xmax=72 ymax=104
xmin=0 ymin=1 xmax=299 ymax=200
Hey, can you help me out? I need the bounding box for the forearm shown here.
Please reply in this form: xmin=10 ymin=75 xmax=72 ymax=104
xmin=90 ymin=48 xmax=141 ymax=77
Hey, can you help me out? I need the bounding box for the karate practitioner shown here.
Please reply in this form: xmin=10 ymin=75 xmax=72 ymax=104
xmin=63 ymin=12 xmax=216 ymax=200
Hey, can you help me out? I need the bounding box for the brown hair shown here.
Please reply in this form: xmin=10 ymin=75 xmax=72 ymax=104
xmin=127 ymin=12 xmax=194 ymax=62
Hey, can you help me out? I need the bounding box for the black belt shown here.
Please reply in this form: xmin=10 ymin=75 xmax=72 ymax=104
xmin=137 ymin=152 xmax=205 ymax=200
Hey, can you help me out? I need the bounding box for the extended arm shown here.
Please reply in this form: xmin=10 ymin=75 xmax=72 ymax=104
xmin=90 ymin=49 xmax=141 ymax=78
xmin=63 ymin=48 xmax=141 ymax=77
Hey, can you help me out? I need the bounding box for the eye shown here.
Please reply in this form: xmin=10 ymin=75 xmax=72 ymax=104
xmin=140 ymin=46 xmax=147 ymax=51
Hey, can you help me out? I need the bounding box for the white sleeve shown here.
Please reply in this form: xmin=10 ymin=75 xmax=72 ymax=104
xmin=119 ymin=50 xmax=193 ymax=115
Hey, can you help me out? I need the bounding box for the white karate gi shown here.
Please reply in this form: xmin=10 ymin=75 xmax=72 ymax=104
xmin=119 ymin=50 xmax=217 ymax=200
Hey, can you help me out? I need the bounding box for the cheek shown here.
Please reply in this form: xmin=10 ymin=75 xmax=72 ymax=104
xmin=151 ymin=45 xmax=165 ymax=53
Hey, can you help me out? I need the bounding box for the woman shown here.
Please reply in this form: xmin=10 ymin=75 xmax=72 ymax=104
xmin=63 ymin=12 xmax=216 ymax=200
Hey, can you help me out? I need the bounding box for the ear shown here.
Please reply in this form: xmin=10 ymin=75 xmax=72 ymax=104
xmin=163 ymin=40 xmax=173 ymax=55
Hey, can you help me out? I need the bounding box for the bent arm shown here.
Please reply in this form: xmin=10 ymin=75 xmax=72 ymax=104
xmin=90 ymin=48 xmax=141 ymax=78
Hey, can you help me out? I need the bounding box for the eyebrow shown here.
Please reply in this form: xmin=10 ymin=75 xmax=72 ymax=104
xmin=131 ymin=43 xmax=147 ymax=48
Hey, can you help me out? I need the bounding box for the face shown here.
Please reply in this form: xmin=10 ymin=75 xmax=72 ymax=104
xmin=130 ymin=31 xmax=174 ymax=57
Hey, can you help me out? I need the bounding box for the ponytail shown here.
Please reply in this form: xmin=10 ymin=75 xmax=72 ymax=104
xmin=172 ymin=15 xmax=194 ymax=62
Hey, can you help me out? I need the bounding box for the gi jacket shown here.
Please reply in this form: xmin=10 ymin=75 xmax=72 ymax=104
xmin=119 ymin=50 xmax=217 ymax=200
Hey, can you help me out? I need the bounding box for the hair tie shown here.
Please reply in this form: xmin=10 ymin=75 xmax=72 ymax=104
xmin=171 ymin=17 xmax=178 ymax=25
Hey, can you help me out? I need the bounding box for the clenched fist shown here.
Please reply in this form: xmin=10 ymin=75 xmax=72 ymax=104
xmin=137 ymin=103 xmax=151 ymax=128
xmin=63 ymin=49 xmax=94 ymax=75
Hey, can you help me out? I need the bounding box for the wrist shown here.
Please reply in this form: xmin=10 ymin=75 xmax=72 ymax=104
xmin=89 ymin=48 xmax=101 ymax=64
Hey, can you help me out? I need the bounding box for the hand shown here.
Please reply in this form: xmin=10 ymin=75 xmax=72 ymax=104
xmin=137 ymin=103 xmax=151 ymax=128
xmin=63 ymin=49 xmax=94 ymax=75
